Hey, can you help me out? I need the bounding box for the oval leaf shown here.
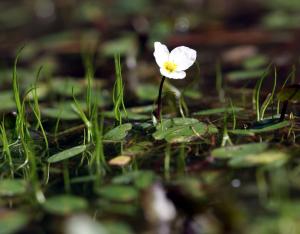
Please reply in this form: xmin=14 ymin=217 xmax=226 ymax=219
xmin=97 ymin=185 xmax=138 ymax=202
xmin=103 ymin=123 xmax=132 ymax=141
xmin=47 ymin=145 xmax=87 ymax=163
xmin=229 ymin=151 xmax=289 ymax=168
xmin=43 ymin=195 xmax=88 ymax=215
xmin=0 ymin=179 xmax=27 ymax=197
xmin=212 ymin=143 xmax=269 ymax=159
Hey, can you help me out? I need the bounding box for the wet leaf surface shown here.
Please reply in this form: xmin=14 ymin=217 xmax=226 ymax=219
xmin=103 ymin=123 xmax=132 ymax=141
xmin=47 ymin=145 xmax=87 ymax=163
xmin=43 ymin=195 xmax=88 ymax=215
xmin=0 ymin=179 xmax=27 ymax=197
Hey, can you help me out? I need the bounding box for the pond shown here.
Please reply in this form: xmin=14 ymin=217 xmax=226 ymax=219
xmin=0 ymin=0 xmax=300 ymax=234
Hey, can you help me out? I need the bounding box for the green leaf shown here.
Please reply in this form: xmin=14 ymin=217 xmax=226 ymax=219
xmin=229 ymin=120 xmax=290 ymax=135
xmin=42 ymin=107 xmax=80 ymax=120
xmin=103 ymin=111 xmax=149 ymax=120
xmin=0 ymin=211 xmax=29 ymax=234
xmin=227 ymin=69 xmax=266 ymax=81
xmin=153 ymin=118 xmax=218 ymax=143
xmin=47 ymin=145 xmax=87 ymax=163
xmin=97 ymin=200 xmax=137 ymax=216
xmin=212 ymin=143 xmax=269 ymax=159
xmin=102 ymin=222 xmax=134 ymax=234
xmin=0 ymin=91 xmax=15 ymax=111
xmin=0 ymin=179 xmax=27 ymax=197
xmin=102 ymin=36 xmax=136 ymax=56
xmin=51 ymin=78 xmax=83 ymax=97
xmin=112 ymin=170 xmax=156 ymax=189
xmin=229 ymin=150 xmax=289 ymax=168
xmin=242 ymin=55 xmax=269 ymax=69
xmin=193 ymin=107 xmax=243 ymax=116
xmin=103 ymin=123 xmax=132 ymax=141
xmin=136 ymin=84 xmax=158 ymax=101
xmin=123 ymin=141 xmax=153 ymax=156
xmin=97 ymin=185 xmax=139 ymax=202
xmin=43 ymin=195 xmax=88 ymax=215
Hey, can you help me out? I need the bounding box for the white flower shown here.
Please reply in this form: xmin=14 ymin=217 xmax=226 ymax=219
xmin=153 ymin=41 xmax=197 ymax=79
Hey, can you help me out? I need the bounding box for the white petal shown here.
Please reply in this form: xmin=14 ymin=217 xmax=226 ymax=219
xmin=160 ymin=68 xmax=186 ymax=79
xmin=153 ymin=42 xmax=169 ymax=68
xmin=169 ymin=46 xmax=197 ymax=71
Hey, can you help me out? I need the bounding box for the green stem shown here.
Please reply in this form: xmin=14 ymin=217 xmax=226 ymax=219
xmin=155 ymin=76 xmax=166 ymax=121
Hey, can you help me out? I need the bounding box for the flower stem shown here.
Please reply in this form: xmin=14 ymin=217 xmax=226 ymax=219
xmin=279 ymin=100 xmax=288 ymax=122
xmin=155 ymin=76 xmax=166 ymax=121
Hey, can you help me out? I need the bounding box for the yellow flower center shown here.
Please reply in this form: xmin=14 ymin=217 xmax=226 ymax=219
xmin=163 ymin=61 xmax=177 ymax=73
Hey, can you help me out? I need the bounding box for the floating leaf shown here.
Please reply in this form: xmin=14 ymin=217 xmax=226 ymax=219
xmin=229 ymin=150 xmax=289 ymax=168
xmin=42 ymin=107 xmax=80 ymax=120
xmin=227 ymin=69 xmax=265 ymax=81
xmin=229 ymin=120 xmax=290 ymax=135
xmin=136 ymin=84 xmax=157 ymax=101
xmin=97 ymin=185 xmax=139 ymax=202
xmin=103 ymin=123 xmax=132 ymax=141
xmin=98 ymin=200 xmax=137 ymax=216
xmin=109 ymin=155 xmax=131 ymax=166
xmin=43 ymin=195 xmax=88 ymax=215
xmin=242 ymin=55 xmax=269 ymax=69
xmin=212 ymin=143 xmax=269 ymax=159
xmin=103 ymin=111 xmax=149 ymax=120
xmin=153 ymin=118 xmax=218 ymax=143
xmin=112 ymin=171 xmax=156 ymax=189
xmin=183 ymin=89 xmax=202 ymax=99
xmin=193 ymin=107 xmax=243 ymax=116
xmin=0 ymin=91 xmax=15 ymax=111
xmin=123 ymin=141 xmax=153 ymax=156
xmin=0 ymin=211 xmax=29 ymax=234
xmin=102 ymin=222 xmax=134 ymax=234
xmin=101 ymin=36 xmax=136 ymax=56
xmin=51 ymin=78 xmax=83 ymax=97
xmin=47 ymin=145 xmax=87 ymax=163
xmin=70 ymin=175 xmax=97 ymax=184
xmin=262 ymin=11 xmax=300 ymax=29
xmin=0 ymin=179 xmax=27 ymax=197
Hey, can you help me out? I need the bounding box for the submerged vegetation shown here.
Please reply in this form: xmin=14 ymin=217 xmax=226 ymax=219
xmin=0 ymin=0 xmax=300 ymax=234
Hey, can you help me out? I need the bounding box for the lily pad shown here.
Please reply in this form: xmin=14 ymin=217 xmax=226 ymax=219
xmin=123 ymin=141 xmax=153 ymax=156
xmin=0 ymin=91 xmax=16 ymax=111
xmin=97 ymin=185 xmax=139 ymax=202
xmin=242 ymin=55 xmax=269 ymax=70
xmin=212 ymin=143 xmax=269 ymax=159
xmin=103 ymin=123 xmax=132 ymax=141
xmin=227 ymin=69 xmax=265 ymax=81
xmin=153 ymin=118 xmax=218 ymax=143
xmin=193 ymin=107 xmax=243 ymax=116
xmin=136 ymin=84 xmax=157 ymax=101
xmin=101 ymin=36 xmax=136 ymax=56
xmin=229 ymin=150 xmax=289 ymax=168
xmin=229 ymin=120 xmax=290 ymax=135
xmin=112 ymin=170 xmax=156 ymax=189
xmin=43 ymin=195 xmax=88 ymax=215
xmin=51 ymin=78 xmax=83 ymax=97
xmin=47 ymin=145 xmax=87 ymax=163
xmin=98 ymin=200 xmax=137 ymax=216
xmin=42 ymin=107 xmax=80 ymax=120
xmin=0 ymin=179 xmax=27 ymax=197
xmin=103 ymin=111 xmax=149 ymax=121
